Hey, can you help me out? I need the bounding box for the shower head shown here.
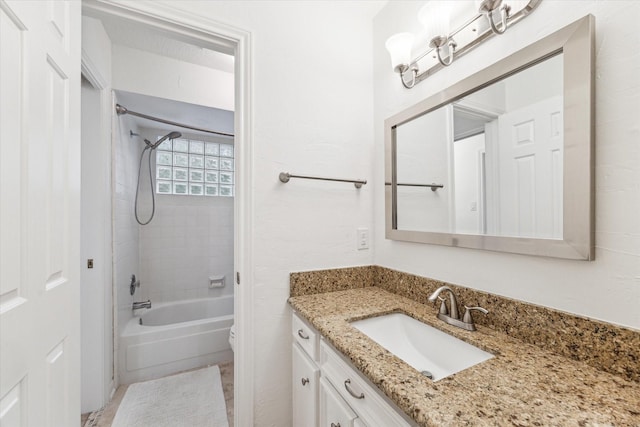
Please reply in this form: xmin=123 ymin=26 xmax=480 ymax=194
xmin=145 ymin=131 xmax=183 ymax=149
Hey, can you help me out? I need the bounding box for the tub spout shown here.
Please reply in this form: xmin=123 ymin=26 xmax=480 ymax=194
xmin=133 ymin=300 xmax=151 ymax=310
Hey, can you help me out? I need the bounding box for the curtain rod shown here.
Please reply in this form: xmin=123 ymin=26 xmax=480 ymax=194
xmin=115 ymin=104 xmax=234 ymax=138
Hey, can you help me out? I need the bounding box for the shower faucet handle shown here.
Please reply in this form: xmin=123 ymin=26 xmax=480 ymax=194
xmin=130 ymin=274 xmax=141 ymax=296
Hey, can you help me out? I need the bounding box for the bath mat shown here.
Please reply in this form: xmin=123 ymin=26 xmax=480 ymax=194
xmin=82 ymin=408 xmax=102 ymax=427
xmin=111 ymin=366 xmax=228 ymax=427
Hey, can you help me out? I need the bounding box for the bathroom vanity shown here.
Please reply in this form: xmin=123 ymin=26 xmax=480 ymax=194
xmin=292 ymin=312 xmax=412 ymax=427
xmin=289 ymin=268 xmax=640 ymax=426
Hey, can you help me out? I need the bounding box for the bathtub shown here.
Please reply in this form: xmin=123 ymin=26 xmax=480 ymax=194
xmin=119 ymin=295 xmax=233 ymax=384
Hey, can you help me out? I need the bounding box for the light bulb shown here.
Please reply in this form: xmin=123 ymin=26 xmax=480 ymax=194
xmin=505 ymin=0 xmax=529 ymax=15
xmin=418 ymin=1 xmax=452 ymax=42
xmin=385 ymin=32 xmax=414 ymax=72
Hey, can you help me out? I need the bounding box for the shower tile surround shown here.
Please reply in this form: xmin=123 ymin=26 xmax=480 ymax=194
xmin=138 ymin=195 xmax=234 ymax=302
xmin=113 ymin=113 xmax=143 ymax=337
xmin=289 ymin=267 xmax=640 ymax=425
xmin=136 ymin=128 xmax=234 ymax=303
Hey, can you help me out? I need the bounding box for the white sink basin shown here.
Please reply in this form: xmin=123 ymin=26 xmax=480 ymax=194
xmin=350 ymin=313 xmax=493 ymax=381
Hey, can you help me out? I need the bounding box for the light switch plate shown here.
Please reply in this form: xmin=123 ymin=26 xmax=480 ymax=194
xmin=357 ymin=228 xmax=369 ymax=250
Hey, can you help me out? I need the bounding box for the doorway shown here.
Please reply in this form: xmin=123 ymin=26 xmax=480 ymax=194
xmin=80 ymin=2 xmax=253 ymax=425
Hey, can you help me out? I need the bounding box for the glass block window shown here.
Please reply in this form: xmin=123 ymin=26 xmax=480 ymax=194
xmin=156 ymin=137 xmax=234 ymax=197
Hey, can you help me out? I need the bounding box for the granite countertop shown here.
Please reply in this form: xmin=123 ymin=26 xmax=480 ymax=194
xmin=289 ymin=287 xmax=640 ymax=426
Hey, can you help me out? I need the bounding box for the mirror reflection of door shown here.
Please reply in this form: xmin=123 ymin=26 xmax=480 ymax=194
xmin=452 ymin=89 xmax=563 ymax=239
xmin=496 ymin=96 xmax=563 ymax=238
xmin=452 ymin=105 xmax=498 ymax=235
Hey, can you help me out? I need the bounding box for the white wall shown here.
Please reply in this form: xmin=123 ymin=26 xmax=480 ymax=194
xmin=80 ymin=16 xmax=114 ymax=413
xmin=504 ymin=53 xmax=562 ymax=112
xmin=461 ymin=81 xmax=506 ymax=114
xmin=112 ymin=44 xmax=234 ymax=111
xmin=374 ymin=1 xmax=640 ymax=329
xmin=396 ymin=105 xmax=452 ymax=231
xmin=157 ymin=1 xmax=381 ymax=424
xmin=137 ymin=128 xmax=235 ymax=302
xmin=454 ymin=133 xmax=485 ymax=234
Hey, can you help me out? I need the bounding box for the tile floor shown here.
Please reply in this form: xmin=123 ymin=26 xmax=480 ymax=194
xmin=81 ymin=361 xmax=234 ymax=426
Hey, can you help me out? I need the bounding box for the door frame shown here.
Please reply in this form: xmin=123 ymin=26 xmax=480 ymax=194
xmin=79 ymin=59 xmax=115 ymax=411
xmin=82 ymin=1 xmax=255 ymax=424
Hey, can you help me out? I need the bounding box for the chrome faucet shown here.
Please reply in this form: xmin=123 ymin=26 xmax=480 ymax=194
xmin=132 ymin=300 xmax=151 ymax=310
xmin=427 ymin=286 xmax=487 ymax=331
xmin=428 ymin=286 xmax=460 ymax=320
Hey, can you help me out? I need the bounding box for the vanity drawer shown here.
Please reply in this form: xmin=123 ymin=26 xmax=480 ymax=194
xmin=320 ymin=341 xmax=411 ymax=427
xmin=292 ymin=312 xmax=319 ymax=361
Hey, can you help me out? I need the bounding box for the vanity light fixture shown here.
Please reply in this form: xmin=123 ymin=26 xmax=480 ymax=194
xmin=386 ymin=0 xmax=542 ymax=89
xmin=419 ymin=1 xmax=456 ymax=67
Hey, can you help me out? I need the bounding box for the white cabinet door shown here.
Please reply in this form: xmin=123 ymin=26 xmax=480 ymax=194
xmin=319 ymin=377 xmax=357 ymax=427
xmin=293 ymin=343 xmax=320 ymax=427
xmin=0 ymin=1 xmax=81 ymax=426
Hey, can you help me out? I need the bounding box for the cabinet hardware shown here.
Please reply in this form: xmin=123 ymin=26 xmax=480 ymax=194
xmin=331 ymin=423 xmax=341 ymax=427
xmin=301 ymin=377 xmax=309 ymax=386
xmin=297 ymin=329 xmax=309 ymax=339
xmin=344 ymin=379 xmax=364 ymax=399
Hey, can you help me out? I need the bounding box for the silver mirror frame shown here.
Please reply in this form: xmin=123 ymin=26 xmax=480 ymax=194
xmin=385 ymin=15 xmax=595 ymax=260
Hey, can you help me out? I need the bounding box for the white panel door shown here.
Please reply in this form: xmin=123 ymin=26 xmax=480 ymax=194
xmin=497 ymin=96 xmax=563 ymax=238
xmin=0 ymin=1 xmax=81 ymax=426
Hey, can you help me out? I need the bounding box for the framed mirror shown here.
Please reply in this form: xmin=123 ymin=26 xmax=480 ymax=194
xmin=385 ymin=15 xmax=594 ymax=260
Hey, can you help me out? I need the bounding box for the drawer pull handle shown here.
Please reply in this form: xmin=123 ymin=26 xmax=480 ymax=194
xmin=344 ymin=379 xmax=364 ymax=399
xmin=301 ymin=377 xmax=309 ymax=386
xmin=331 ymin=423 xmax=341 ymax=427
xmin=297 ymin=329 xmax=309 ymax=340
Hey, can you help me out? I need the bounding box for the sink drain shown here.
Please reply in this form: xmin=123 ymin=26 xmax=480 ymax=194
xmin=421 ymin=370 xmax=434 ymax=379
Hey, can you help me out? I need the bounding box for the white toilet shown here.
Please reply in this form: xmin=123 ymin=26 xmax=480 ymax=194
xmin=229 ymin=324 xmax=235 ymax=352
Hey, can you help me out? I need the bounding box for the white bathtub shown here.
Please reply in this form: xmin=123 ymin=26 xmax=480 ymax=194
xmin=119 ymin=295 xmax=234 ymax=384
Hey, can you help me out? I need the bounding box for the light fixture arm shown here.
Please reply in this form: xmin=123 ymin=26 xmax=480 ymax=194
xmin=486 ymin=4 xmax=510 ymax=35
xmin=434 ymin=38 xmax=457 ymax=67
xmin=399 ymin=64 xmax=419 ymax=89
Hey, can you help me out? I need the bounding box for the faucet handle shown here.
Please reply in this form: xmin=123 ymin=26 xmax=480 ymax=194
xmin=463 ymin=306 xmax=488 ymax=324
xmin=130 ymin=274 xmax=141 ymax=296
xmin=437 ymin=296 xmax=448 ymax=315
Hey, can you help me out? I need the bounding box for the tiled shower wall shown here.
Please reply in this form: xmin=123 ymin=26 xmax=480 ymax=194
xmin=113 ymin=110 xmax=141 ymax=336
xmin=138 ymin=192 xmax=234 ymax=302
xmin=134 ymin=126 xmax=235 ymax=302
